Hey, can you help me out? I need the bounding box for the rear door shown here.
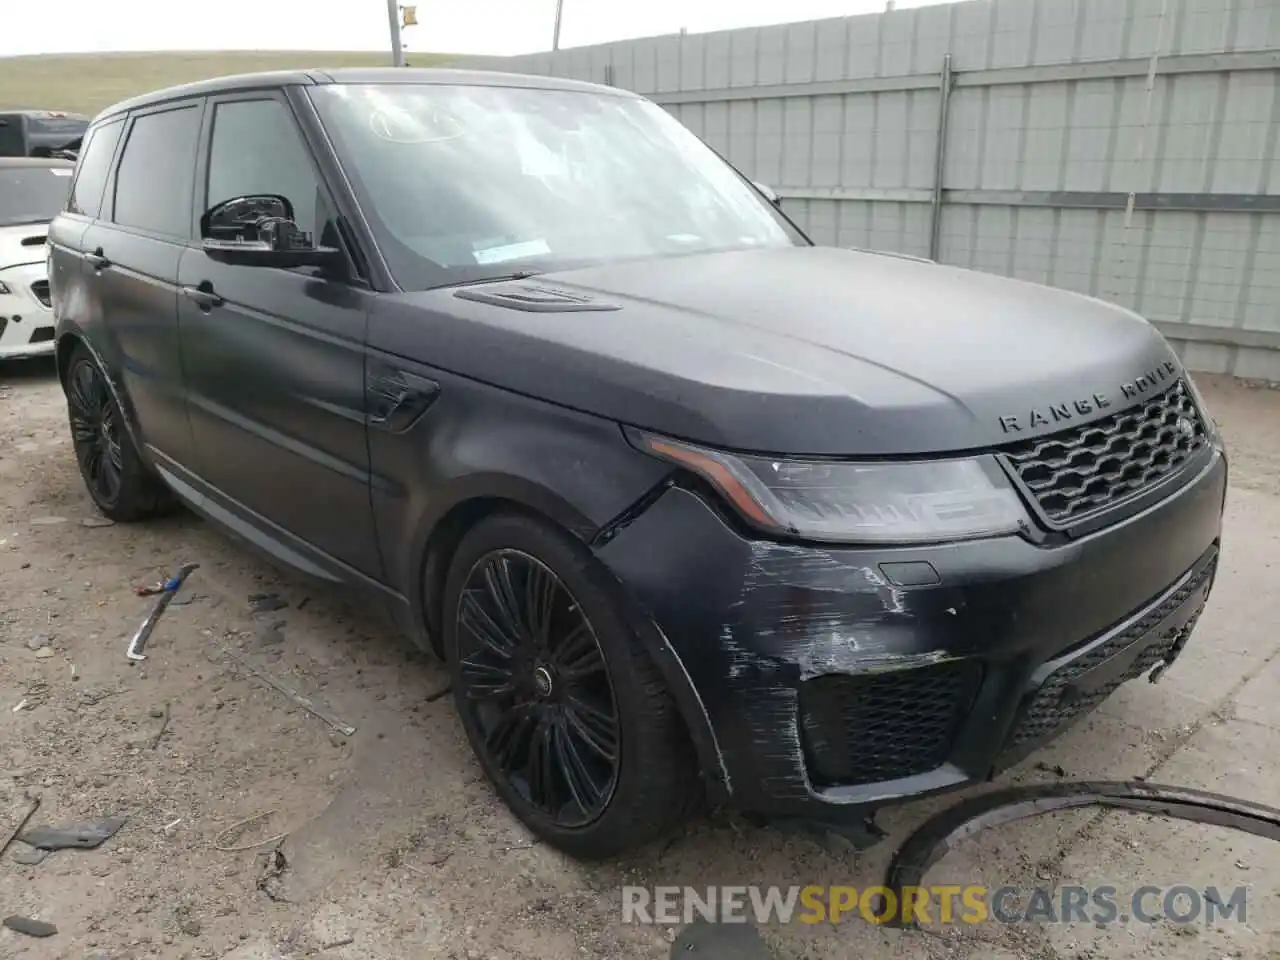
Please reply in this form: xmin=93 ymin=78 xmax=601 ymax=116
xmin=80 ymin=100 xmax=203 ymax=467
xmin=48 ymin=115 xmax=125 ymax=344
xmin=176 ymin=90 xmax=383 ymax=579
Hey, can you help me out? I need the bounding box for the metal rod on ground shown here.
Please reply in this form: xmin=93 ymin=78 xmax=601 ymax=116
xmin=928 ymin=53 xmax=953 ymax=263
xmin=552 ymin=0 xmax=565 ymax=51
xmin=387 ymin=0 xmax=405 ymax=67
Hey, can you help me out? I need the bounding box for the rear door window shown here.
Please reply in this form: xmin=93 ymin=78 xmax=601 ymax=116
xmin=68 ymin=117 xmax=124 ymax=218
xmin=112 ymin=104 xmax=202 ymax=238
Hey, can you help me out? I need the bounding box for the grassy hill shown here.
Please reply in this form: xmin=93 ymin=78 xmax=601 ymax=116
xmin=0 ymin=50 xmax=456 ymax=116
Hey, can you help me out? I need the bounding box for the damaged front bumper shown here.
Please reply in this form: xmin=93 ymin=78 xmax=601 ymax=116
xmin=595 ymin=445 xmax=1227 ymax=820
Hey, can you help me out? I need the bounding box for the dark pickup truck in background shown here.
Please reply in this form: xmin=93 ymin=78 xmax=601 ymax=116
xmin=0 ymin=110 xmax=88 ymax=159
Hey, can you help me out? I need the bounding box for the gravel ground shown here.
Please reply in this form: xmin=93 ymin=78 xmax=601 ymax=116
xmin=1 ymin=359 xmax=1277 ymax=960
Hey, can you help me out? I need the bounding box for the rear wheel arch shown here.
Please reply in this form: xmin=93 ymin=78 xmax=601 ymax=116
xmin=55 ymin=331 xmax=83 ymax=388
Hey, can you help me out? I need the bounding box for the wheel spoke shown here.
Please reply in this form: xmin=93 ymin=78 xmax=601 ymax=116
xmin=523 ymin=560 xmax=559 ymax=649
xmin=459 ymin=589 xmax=519 ymax=660
xmin=551 ymin=623 xmax=606 ymax=681
xmin=564 ymin=694 xmax=619 ymax=762
xmin=525 ymin=718 xmax=559 ymax=812
xmin=69 ymin=416 xmax=96 ymax=444
xmin=485 ymin=705 xmax=535 ymax=773
xmin=484 ymin=557 xmax=528 ymax=645
xmin=552 ymin=716 xmax=606 ymax=815
xmin=459 ymin=653 xmax=517 ymax=699
xmin=79 ymin=439 xmax=103 ymax=481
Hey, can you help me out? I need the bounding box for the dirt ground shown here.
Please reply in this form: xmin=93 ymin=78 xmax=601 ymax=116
xmin=1 ymin=359 xmax=1278 ymax=960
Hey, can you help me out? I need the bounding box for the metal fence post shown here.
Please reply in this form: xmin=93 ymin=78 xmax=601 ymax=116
xmin=929 ymin=53 xmax=953 ymax=262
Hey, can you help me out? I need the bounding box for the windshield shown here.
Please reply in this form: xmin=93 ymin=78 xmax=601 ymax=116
xmin=310 ymin=82 xmax=804 ymax=289
xmin=0 ymin=165 xmax=73 ymax=226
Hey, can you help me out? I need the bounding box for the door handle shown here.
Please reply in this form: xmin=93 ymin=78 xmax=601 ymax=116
xmin=85 ymin=248 xmax=110 ymax=270
xmin=181 ymin=283 xmax=223 ymax=310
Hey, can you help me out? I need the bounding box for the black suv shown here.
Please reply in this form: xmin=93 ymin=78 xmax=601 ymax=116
xmin=49 ymin=68 xmax=1227 ymax=860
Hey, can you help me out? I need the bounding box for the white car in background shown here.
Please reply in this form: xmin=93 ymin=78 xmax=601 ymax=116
xmin=0 ymin=157 xmax=75 ymax=359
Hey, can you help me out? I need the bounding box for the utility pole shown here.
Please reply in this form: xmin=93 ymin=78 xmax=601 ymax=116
xmin=386 ymin=0 xmax=405 ymax=66
xmin=552 ymin=0 xmax=565 ymax=51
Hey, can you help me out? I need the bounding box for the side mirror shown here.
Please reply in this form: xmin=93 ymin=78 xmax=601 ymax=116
xmin=752 ymin=181 xmax=782 ymax=208
xmin=200 ymin=194 xmax=344 ymax=271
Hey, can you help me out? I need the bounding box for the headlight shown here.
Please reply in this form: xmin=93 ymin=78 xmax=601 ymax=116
xmin=627 ymin=428 xmax=1030 ymax=544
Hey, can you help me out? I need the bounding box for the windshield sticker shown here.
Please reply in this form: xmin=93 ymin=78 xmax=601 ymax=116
xmin=368 ymin=107 xmax=466 ymax=144
xmin=473 ymin=239 xmax=551 ymax=265
xmin=50 ymin=169 xmax=73 ymax=176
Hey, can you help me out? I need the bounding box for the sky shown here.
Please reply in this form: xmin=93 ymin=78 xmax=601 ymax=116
xmin=3 ymin=0 xmax=949 ymax=58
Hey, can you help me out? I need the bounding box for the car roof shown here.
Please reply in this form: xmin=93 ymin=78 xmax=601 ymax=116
xmin=95 ymin=67 xmax=636 ymax=122
xmin=0 ymin=156 xmax=77 ymax=169
xmin=0 ymin=110 xmax=90 ymax=119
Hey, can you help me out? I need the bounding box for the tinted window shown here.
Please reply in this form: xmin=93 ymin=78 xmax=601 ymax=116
xmin=113 ymin=105 xmax=201 ymax=237
xmin=0 ymin=164 xmax=74 ymax=226
xmin=68 ymin=118 xmax=124 ymax=218
xmin=206 ymin=99 xmax=320 ymax=241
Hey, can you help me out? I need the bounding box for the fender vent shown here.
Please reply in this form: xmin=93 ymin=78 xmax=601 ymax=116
xmin=455 ymin=283 xmax=619 ymax=313
xmin=20 ymin=234 xmax=47 ymax=247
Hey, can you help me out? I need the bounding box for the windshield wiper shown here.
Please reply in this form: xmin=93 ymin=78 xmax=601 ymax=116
xmin=445 ymin=269 xmax=544 ymax=290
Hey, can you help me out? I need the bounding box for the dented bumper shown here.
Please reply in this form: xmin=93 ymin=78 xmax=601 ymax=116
xmin=595 ymin=446 xmax=1227 ymax=819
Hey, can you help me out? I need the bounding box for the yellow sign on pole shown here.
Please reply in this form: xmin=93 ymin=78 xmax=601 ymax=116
xmin=401 ymin=5 xmax=418 ymax=27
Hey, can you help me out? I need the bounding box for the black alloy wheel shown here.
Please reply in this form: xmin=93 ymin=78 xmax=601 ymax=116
xmin=454 ymin=548 xmax=621 ymax=829
xmin=67 ymin=356 xmax=124 ymax=506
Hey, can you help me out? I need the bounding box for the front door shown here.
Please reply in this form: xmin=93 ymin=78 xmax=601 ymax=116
xmin=176 ymin=91 xmax=382 ymax=580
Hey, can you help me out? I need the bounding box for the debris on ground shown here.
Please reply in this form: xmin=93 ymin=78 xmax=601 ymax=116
xmin=220 ymin=645 xmax=357 ymax=737
xmin=26 ymin=633 xmax=52 ymax=651
xmin=0 ymin=793 xmax=41 ymax=860
xmin=3 ymin=915 xmax=58 ymax=938
xmin=214 ymin=810 xmax=287 ymax=853
xmin=29 ymin=516 xmax=68 ymax=526
xmin=34 ymin=646 xmax=55 ymax=659
xmin=19 ymin=814 xmax=129 ymax=851
xmin=1035 ymin=761 xmax=1068 ymax=777
xmin=256 ymin=619 xmax=287 ymax=648
xmin=126 ymin=562 xmax=199 ymax=662
xmin=256 ymin=842 xmax=291 ymax=903
xmin=248 ymin=592 xmax=289 ymax=614
xmin=670 ymin=919 xmax=774 ymax=958
xmin=81 ymin=516 xmax=115 ymax=528
xmin=12 ymin=845 xmax=50 ymax=865
xmin=148 ymin=702 xmax=171 ymax=749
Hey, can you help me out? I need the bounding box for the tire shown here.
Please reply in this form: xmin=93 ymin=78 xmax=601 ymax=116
xmin=442 ymin=511 xmax=701 ymax=860
xmin=64 ymin=342 xmax=175 ymax=523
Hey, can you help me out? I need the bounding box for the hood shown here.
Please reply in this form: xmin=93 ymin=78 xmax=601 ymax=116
xmin=0 ymin=222 xmax=51 ymax=270
xmin=371 ymin=246 xmax=1182 ymax=457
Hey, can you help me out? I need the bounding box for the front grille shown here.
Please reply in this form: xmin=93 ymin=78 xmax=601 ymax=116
xmin=1004 ymin=556 xmax=1216 ymax=751
xmin=30 ymin=280 xmax=51 ymax=307
xmin=28 ymin=328 xmax=54 ymax=344
xmin=1001 ymin=380 xmax=1209 ymax=525
xmin=799 ymin=660 xmax=983 ymax=787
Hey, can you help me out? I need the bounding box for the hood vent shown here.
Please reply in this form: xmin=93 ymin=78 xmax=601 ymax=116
xmin=20 ymin=234 xmax=47 ymax=247
xmin=454 ymin=283 xmax=619 ymax=313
